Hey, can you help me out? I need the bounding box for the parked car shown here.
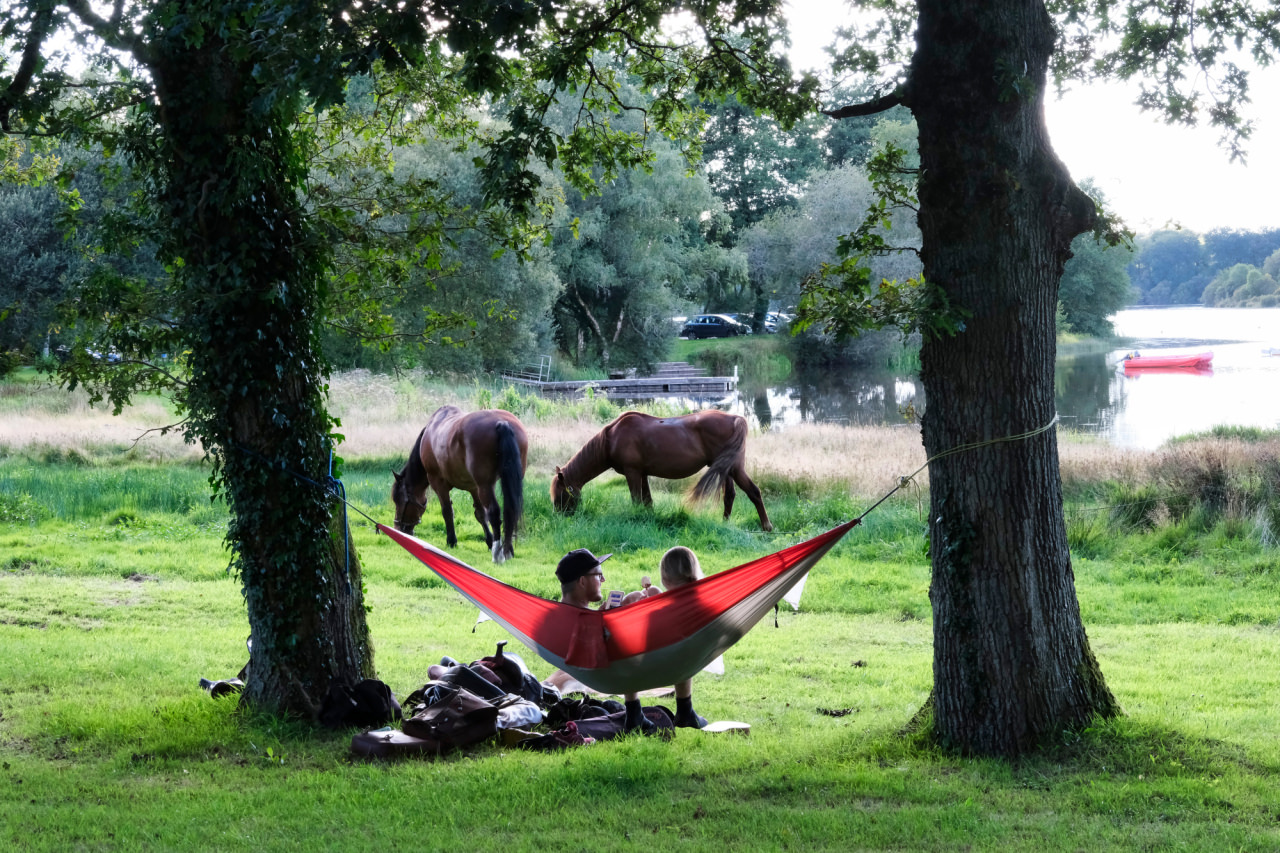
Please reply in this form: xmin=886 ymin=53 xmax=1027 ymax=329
xmin=680 ymin=314 xmax=751 ymax=339
xmin=764 ymin=312 xmax=792 ymax=333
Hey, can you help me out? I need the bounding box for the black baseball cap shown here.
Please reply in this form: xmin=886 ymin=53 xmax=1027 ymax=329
xmin=555 ymin=548 xmax=612 ymax=583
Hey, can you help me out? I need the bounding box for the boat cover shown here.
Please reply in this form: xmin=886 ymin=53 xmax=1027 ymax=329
xmin=377 ymin=519 xmax=859 ymax=694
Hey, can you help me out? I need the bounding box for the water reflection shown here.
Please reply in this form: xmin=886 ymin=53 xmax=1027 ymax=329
xmin=622 ymin=368 xmax=924 ymax=432
xmin=611 ymin=307 xmax=1280 ymax=448
xmin=1053 ymin=352 xmax=1123 ymax=436
xmin=746 ymin=368 xmax=923 ymax=429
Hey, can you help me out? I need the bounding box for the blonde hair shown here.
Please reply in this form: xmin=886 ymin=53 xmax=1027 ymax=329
xmin=659 ymin=546 xmax=702 ymax=589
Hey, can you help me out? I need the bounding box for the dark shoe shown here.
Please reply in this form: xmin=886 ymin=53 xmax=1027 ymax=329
xmin=624 ymin=699 xmax=658 ymax=735
xmin=199 ymin=677 xmax=244 ymax=699
xmin=439 ymin=656 xmax=460 ymax=667
xmin=626 ymin=713 xmax=658 ymax=735
xmin=675 ymin=710 xmax=708 ymax=729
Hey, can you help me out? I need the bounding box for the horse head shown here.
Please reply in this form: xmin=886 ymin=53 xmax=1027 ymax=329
xmin=391 ymin=468 xmax=427 ymax=534
xmin=550 ymin=466 xmax=581 ymax=514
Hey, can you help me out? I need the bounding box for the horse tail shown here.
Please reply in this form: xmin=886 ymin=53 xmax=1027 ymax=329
xmin=495 ymin=420 xmax=525 ymax=547
xmin=689 ymin=415 xmax=747 ymax=505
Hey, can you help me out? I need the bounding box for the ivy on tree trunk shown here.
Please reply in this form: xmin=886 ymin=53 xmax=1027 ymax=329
xmin=150 ymin=38 xmax=374 ymax=716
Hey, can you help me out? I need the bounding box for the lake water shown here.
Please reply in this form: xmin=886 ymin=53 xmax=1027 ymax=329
xmin=668 ymin=307 xmax=1280 ymax=449
xmin=1059 ymin=306 xmax=1280 ymax=448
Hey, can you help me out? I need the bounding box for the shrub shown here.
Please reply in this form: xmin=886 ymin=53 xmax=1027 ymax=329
xmin=0 ymin=349 xmax=22 ymax=379
xmin=1106 ymin=482 xmax=1164 ymax=530
xmin=0 ymin=492 xmax=51 ymax=524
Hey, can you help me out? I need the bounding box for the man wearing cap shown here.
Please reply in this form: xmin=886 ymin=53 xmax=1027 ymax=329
xmin=553 ymin=548 xmax=655 ymax=734
xmin=554 ymin=548 xmax=613 ymax=609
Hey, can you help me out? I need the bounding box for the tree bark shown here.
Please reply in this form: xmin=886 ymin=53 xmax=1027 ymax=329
xmin=910 ymin=0 xmax=1120 ymax=755
xmin=151 ymin=38 xmax=374 ymax=718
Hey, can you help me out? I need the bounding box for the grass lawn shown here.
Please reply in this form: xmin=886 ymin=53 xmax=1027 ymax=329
xmin=3 ymin=374 xmax=1280 ymax=851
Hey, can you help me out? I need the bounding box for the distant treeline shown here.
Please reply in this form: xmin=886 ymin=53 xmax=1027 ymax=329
xmin=1128 ymin=227 xmax=1280 ymax=308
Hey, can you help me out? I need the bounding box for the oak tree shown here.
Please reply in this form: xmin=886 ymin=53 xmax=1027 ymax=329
xmin=1 ymin=0 xmax=811 ymax=718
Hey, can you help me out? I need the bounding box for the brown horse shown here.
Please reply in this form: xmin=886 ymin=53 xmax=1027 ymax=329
xmin=550 ymin=410 xmax=772 ymax=531
xmin=392 ymin=406 xmax=528 ymax=563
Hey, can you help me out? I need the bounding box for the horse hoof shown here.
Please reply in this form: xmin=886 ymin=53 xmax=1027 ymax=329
xmin=491 ymin=542 xmax=507 ymax=564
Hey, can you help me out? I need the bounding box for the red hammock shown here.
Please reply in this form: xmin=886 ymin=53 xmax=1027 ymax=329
xmin=377 ymin=519 xmax=859 ymax=694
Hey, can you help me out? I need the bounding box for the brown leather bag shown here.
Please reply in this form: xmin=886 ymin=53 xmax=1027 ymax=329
xmin=401 ymin=681 xmax=499 ymax=750
xmin=350 ymin=728 xmax=443 ymax=759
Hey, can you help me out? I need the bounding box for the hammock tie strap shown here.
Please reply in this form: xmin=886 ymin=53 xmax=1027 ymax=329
xmin=328 ymin=447 xmax=352 ymax=594
xmin=231 ymin=442 xmax=358 ymax=593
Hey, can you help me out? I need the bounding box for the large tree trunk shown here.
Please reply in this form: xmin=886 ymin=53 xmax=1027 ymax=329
xmin=910 ymin=0 xmax=1120 ymax=755
xmin=152 ymin=40 xmax=374 ymax=718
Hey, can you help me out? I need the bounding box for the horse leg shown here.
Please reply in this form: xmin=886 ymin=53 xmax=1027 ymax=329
xmin=722 ymin=477 xmax=736 ymax=520
xmin=624 ymin=471 xmax=650 ymax=506
xmin=733 ymin=467 xmax=773 ymax=532
xmin=473 ymin=487 xmax=509 ymax=564
xmin=434 ymin=485 xmax=459 ymax=547
xmin=472 ymin=487 xmax=498 ymax=548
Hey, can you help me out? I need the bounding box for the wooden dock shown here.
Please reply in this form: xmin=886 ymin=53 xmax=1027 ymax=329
xmin=504 ymin=362 xmax=737 ymax=397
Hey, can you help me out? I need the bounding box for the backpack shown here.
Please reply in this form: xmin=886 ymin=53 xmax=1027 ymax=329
xmin=318 ymin=678 xmax=402 ymax=729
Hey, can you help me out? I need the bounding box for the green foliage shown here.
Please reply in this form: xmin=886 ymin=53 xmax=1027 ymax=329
xmin=1129 ymin=228 xmax=1280 ymax=306
xmin=1201 ymin=262 xmax=1279 ymax=307
xmin=1051 ymin=2 xmax=1280 ymax=160
xmin=698 ymin=92 xmax=826 ymax=242
xmin=1059 ymin=232 xmax=1135 ymax=336
xmin=675 ymin=335 xmax=792 ymax=382
xmin=0 ymin=490 xmax=48 ymax=524
xmin=1166 ymin=426 xmax=1280 ymax=445
xmin=1057 ymin=182 xmax=1135 ymax=336
xmin=549 ymin=135 xmax=733 ymax=370
xmin=794 ymin=141 xmax=966 ymax=343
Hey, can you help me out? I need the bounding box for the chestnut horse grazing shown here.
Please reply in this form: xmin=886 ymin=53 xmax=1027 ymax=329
xmin=551 ymin=410 xmax=772 ymax=531
xmin=392 ymin=406 xmax=528 ymax=563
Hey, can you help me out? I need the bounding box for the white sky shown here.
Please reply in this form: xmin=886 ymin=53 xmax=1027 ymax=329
xmin=783 ymin=1 xmax=1280 ymax=235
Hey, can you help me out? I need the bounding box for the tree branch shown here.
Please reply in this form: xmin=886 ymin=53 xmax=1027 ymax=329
xmin=63 ymin=0 xmax=150 ymax=61
xmin=1 ymin=5 xmax=55 ymax=132
xmin=822 ymin=88 xmax=907 ymax=120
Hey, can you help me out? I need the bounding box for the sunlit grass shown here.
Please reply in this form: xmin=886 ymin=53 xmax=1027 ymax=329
xmin=6 ymin=369 xmax=1280 ymax=850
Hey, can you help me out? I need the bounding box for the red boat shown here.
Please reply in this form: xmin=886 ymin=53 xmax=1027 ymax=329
xmin=1122 ymin=351 xmax=1214 ymax=371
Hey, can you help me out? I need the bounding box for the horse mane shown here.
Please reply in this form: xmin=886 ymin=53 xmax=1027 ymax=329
xmin=561 ymin=424 xmax=612 ymax=486
xmin=401 ymin=427 xmax=427 ymax=487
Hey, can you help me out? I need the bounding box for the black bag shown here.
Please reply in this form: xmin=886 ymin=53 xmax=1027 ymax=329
xmin=402 ymin=681 xmax=499 ymax=750
xmin=544 ymin=694 xmax=625 ymax=728
xmin=319 ymin=678 xmax=402 ymax=730
xmin=574 ymin=706 xmax=676 ymax=742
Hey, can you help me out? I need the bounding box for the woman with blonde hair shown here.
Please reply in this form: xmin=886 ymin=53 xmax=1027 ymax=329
xmin=615 ymin=545 xmax=707 ymax=729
